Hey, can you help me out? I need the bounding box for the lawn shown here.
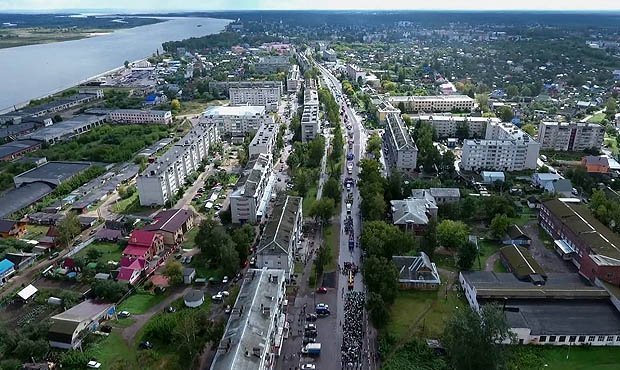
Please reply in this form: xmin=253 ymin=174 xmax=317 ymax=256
xmin=75 ymin=242 xmax=123 ymax=265
xmin=118 ymin=292 xmax=168 ymax=314
xmin=93 ymin=332 xmax=138 ymax=369
xmin=112 ymin=191 xmax=152 ymax=215
xmin=493 ymin=259 xmax=508 ymax=273
xmin=514 ymin=345 xmax=620 ymax=370
xmin=587 ymin=112 xmax=606 ymax=123
xmin=187 ymin=252 xmax=219 ymax=279
xmin=511 ymin=208 xmax=537 ymax=226
xmin=475 ymin=239 xmax=502 ymax=271
xmin=604 ymin=134 xmax=619 ymax=156
xmin=24 ymin=225 xmax=48 ymax=239
xmin=181 ymin=228 xmax=198 ymax=249
xmin=302 ymin=185 xmax=318 ymax=217
xmin=387 ymin=288 xmax=462 ymax=340
xmin=323 ymin=223 xmax=339 ymax=273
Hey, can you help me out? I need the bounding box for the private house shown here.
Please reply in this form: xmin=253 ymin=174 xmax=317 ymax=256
xmin=122 ymin=230 xmax=164 ymax=261
xmin=390 ymin=192 xmax=438 ymax=235
xmin=117 ymin=258 xmax=146 ymax=285
xmin=544 ymin=178 xmax=573 ymax=197
xmin=48 ymin=300 xmax=116 ymax=349
xmin=143 ymin=208 xmax=195 ymax=246
xmin=94 ymin=228 xmax=122 ymax=242
xmin=0 ymin=259 xmax=15 ymax=285
xmin=392 ymin=253 xmax=441 ymax=290
xmin=503 ymin=225 xmax=532 ymax=246
xmin=428 ymin=188 xmax=460 ymax=204
xmin=481 ymin=171 xmax=505 ymax=184
xmin=0 ymin=219 xmax=26 ymax=238
xmin=5 ymin=251 xmax=36 ymax=270
xmin=499 ymin=245 xmax=546 ymax=282
xmin=526 ymin=196 xmax=540 ymax=209
xmin=183 ymin=267 xmax=196 ymax=285
xmin=532 ymin=173 xmax=562 ymax=188
xmin=582 ymin=155 xmax=620 ymax=175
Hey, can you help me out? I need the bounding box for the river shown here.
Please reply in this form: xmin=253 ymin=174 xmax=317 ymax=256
xmin=0 ymin=17 xmax=230 ymax=111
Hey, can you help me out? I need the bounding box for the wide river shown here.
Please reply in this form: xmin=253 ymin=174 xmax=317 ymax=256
xmin=0 ymin=17 xmax=230 ymax=111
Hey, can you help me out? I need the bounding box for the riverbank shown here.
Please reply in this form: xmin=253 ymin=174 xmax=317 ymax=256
xmin=0 ymin=28 xmax=115 ymax=49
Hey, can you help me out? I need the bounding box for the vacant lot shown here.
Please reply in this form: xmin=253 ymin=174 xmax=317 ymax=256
xmin=118 ymin=292 xmax=168 ymax=314
xmin=75 ymin=241 xmax=123 ymax=264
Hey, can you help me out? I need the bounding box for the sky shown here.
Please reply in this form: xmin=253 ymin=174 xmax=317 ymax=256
xmin=1 ymin=0 xmax=619 ymax=11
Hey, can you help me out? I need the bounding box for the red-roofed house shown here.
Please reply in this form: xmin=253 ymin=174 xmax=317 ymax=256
xmin=143 ymin=209 xmax=195 ymax=246
xmin=122 ymin=230 xmax=163 ymax=261
xmin=117 ymin=258 xmax=145 ymax=285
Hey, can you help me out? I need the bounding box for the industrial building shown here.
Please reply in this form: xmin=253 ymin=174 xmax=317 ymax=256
xmin=0 ymin=139 xmax=42 ymax=162
xmin=538 ymin=121 xmax=605 ymax=152
xmin=13 ymin=161 xmax=91 ymax=187
xmin=383 ymin=112 xmax=418 ymax=174
xmin=108 ymin=109 xmax=172 ymax=125
xmin=23 ymin=114 xmax=106 ymax=144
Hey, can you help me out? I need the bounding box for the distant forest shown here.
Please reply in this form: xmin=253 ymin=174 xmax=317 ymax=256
xmin=0 ymin=13 xmax=162 ymax=29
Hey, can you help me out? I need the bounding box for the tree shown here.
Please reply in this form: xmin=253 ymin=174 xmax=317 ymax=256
xmin=314 ymin=243 xmax=331 ymax=276
xmin=490 ymin=214 xmax=510 ymax=239
xmin=124 ymin=60 xmax=130 ymax=68
xmin=309 ymin=198 xmax=336 ymax=225
xmin=476 ymin=94 xmax=489 ymax=112
xmin=506 ymin=85 xmax=519 ymax=98
xmin=56 ymin=212 xmax=82 ymax=249
xmin=91 ymin=280 xmax=129 ymax=302
xmin=420 ymin=218 xmax=438 ymax=258
xmin=455 ymin=121 xmax=470 ymax=140
xmin=361 ymin=221 xmax=416 ymax=259
xmin=520 ymin=123 xmax=537 ymax=137
xmin=219 ymin=242 xmax=240 ymax=276
xmin=86 ymin=248 xmax=102 ymax=261
xmin=362 ymin=256 xmax=399 ymax=304
xmin=366 ymin=292 xmax=390 ymax=328
xmin=323 ymin=177 xmax=341 ymax=202
xmin=456 ymin=241 xmax=478 ymax=271
xmin=231 ymin=224 xmax=256 ymax=263
xmin=366 ymin=134 xmax=382 ymax=158
xmin=163 ymin=259 xmax=183 ymax=286
xmin=195 ymin=219 xmax=233 ymax=264
xmin=520 ymin=86 xmax=532 ymax=97
xmin=498 ymin=106 xmax=514 ymax=122
xmin=437 ymin=220 xmax=469 ymax=250
xmin=170 ymin=99 xmax=181 ymax=112
xmin=364 ymin=193 xmax=387 ymax=221
xmin=443 ymin=304 xmax=514 ymax=370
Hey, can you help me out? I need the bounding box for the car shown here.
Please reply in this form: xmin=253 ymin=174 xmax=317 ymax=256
xmin=212 ymin=293 xmax=223 ymax=302
xmin=166 ymin=306 xmax=176 ymax=313
xmin=87 ymin=361 xmax=102 ymax=369
xmin=301 ymin=364 xmax=316 ymax=370
xmin=316 ymin=303 xmax=329 ymax=310
xmin=49 ymin=251 xmax=59 ymax=260
xmin=304 ymin=330 xmax=318 ymax=338
xmin=304 ymin=323 xmax=317 ymax=331
xmin=222 ymin=276 xmax=229 ymax=284
xmin=100 ymin=325 xmax=112 ymax=333
xmin=302 ymin=336 xmax=316 ymax=345
xmin=316 ymin=287 xmax=328 ymax=294
xmin=225 ymin=305 xmax=232 ymax=314
xmin=118 ymin=311 xmax=131 ymax=318
xmin=306 ymin=313 xmax=318 ymax=322
xmin=219 ymin=290 xmax=230 ymax=297
xmin=139 ymin=341 xmax=153 ymax=349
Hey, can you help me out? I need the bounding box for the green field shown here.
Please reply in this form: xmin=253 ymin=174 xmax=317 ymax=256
xmin=323 ymin=223 xmax=339 ymax=273
xmin=514 ymin=345 xmax=620 ymax=370
xmin=112 ymin=192 xmax=152 ymax=215
xmin=587 ymin=112 xmax=606 ymax=123
xmin=118 ymin=292 xmax=167 ymax=315
xmin=75 ymin=242 xmax=123 ymax=265
xmin=93 ymin=332 xmax=138 ymax=369
xmin=302 ymin=185 xmax=318 ymax=217
xmin=475 ymin=239 xmax=502 ymax=271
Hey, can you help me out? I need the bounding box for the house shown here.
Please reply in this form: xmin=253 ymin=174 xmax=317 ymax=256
xmin=0 ymin=259 xmax=16 ymax=285
xmin=481 ymin=171 xmax=505 ymax=184
xmin=582 ymin=155 xmax=620 ymax=175
xmin=532 ymin=173 xmax=562 ymax=188
xmin=499 ymin=245 xmax=547 ymax=282
xmin=428 ymin=188 xmax=460 ymax=204
xmin=183 ymin=267 xmax=196 ymax=285
xmin=48 ymin=300 xmax=116 ymax=349
xmin=0 ymin=219 xmax=26 ymax=238
xmin=390 ymin=192 xmax=438 ymax=235
xmin=17 ymin=284 xmax=38 ymax=301
xmin=543 ymin=178 xmax=573 ymax=197
xmin=122 ymin=230 xmax=164 ymax=261
xmin=392 ymin=253 xmax=441 ymax=290
xmin=77 ymin=216 xmax=97 ymax=229
xmin=503 ymin=225 xmax=531 ymax=246
xmin=526 ymin=196 xmax=540 ymax=209
xmin=5 ymin=251 xmax=36 ymax=270
xmin=94 ymin=228 xmax=122 ymax=242
xmin=117 ymin=258 xmax=145 ymax=285
xmin=143 ymin=208 xmax=195 ymax=246
xmin=184 ymin=289 xmax=204 ymax=308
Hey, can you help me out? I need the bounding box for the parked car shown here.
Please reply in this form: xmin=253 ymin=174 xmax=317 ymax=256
xmin=304 ymin=330 xmax=318 ymax=338
xmin=219 ymin=291 xmax=230 ymax=297
xmin=166 ymin=306 xmax=176 ymax=313
xmin=301 ymin=364 xmax=316 ymax=370
xmin=304 ymin=323 xmax=317 ymax=331
xmin=87 ymin=361 xmax=102 ymax=369
xmin=212 ymin=293 xmax=223 ymax=302
xmin=316 ymin=287 xmax=328 ymax=294
xmin=118 ymin=311 xmax=131 ymax=318
xmin=49 ymin=252 xmax=59 ymax=260
xmin=139 ymin=341 xmax=153 ymax=350
xmin=302 ymin=336 xmax=316 ymax=345
xmin=225 ymin=305 xmax=232 ymax=314
xmin=305 ymin=313 xmax=317 ymax=322
xmin=100 ymin=325 xmax=112 ymax=333
xmin=222 ymin=276 xmax=229 ymax=284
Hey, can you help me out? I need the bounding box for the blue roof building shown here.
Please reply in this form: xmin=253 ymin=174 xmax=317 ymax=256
xmin=0 ymin=258 xmax=16 ymax=285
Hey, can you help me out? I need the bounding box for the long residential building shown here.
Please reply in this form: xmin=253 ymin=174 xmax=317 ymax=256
xmin=256 ymin=196 xmax=303 ymax=276
xmin=201 ymin=105 xmax=271 ymax=137
xmin=301 ymin=79 xmax=320 ymax=143
xmin=387 ymin=95 xmax=474 ymax=113
xmin=136 ymin=122 xmax=218 ymax=206
xmin=383 ymin=112 xmax=418 ymax=174
xmin=538 ymin=121 xmax=605 ymax=151
xmin=460 ymin=122 xmax=539 ymax=171
xmin=224 ymin=82 xmax=283 ymax=112
xmin=286 ymin=64 xmax=301 ymax=92
xmin=210 ymin=269 xmax=287 ymax=370
xmin=255 ymin=55 xmax=290 ymax=73
xmin=209 ymin=81 xmax=283 ymax=95
xmin=22 ymin=114 xmax=106 ymax=144
xmin=413 ymin=114 xmax=499 ymax=138
xmin=108 ymin=109 xmax=172 ymax=125
xmin=230 ymin=153 xmax=273 ymax=224
xmin=249 ymin=122 xmax=278 ymax=157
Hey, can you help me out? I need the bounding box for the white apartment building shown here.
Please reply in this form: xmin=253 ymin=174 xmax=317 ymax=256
xmin=388 ymin=95 xmax=474 ymax=113
xmin=136 ymin=123 xmax=218 ymax=206
xmin=201 ymin=105 xmax=271 ymax=137
xmin=108 ymin=109 xmax=172 ymax=125
xmin=346 ymin=64 xmax=366 ymax=82
xmin=249 ymin=122 xmax=278 ymax=157
xmin=229 ymin=85 xmax=281 ymax=112
xmin=209 ymin=81 xmax=283 ymax=95
xmin=286 ymin=64 xmax=301 ymax=92
xmin=255 ymin=55 xmax=290 ymax=73
xmin=323 ymin=49 xmax=337 ymax=62
xmin=383 ymin=112 xmax=418 ymax=174
xmin=302 ymin=79 xmax=320 ymax=142
xmin=230 ymin=153 xmax=273 ymax=224
xmin=414 ymin=115 xmax=500 ymax=138
xmin=460 ymin=122 xmax=540 ymax=172
xmin=538 ymin=121 xmax=605 ymax=151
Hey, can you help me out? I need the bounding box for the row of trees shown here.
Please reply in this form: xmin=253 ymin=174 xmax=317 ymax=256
xmin=195 ymin=220 xmax=256 ymax=276
xmin=590 ymin=189 xmax=620 ymax=234
xmin=411 ymin=120 xmax=456 ymax=174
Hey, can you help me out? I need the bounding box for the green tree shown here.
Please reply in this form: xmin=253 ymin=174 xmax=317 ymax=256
xmin=366 ymin=292 xmax=390 ymax=329
xmin=457 ymin=241 xmax=478 ymax=271
xmin=366 ymin=133 xmax=383 ymax=158
xmin=361 ymin=221 xmax=416 ymax=259
xmin=420 ymin=218 xmax=438 ymax=259
xmin=476 ymin=94 xmax=489 ymax=112
xmin=171 ymin=99 xmax=181 ymax=112
xmin=437 ymin=220 xmax=469 ymax=250
xmin=520 ymin=123 xmax=537 ymax=137
xmin=86 ymin=248 xmax=102 ymax=261
xmin=506 ymin=85 xmax=519 ymax=98
xmin=195 ymin=219 xmax=233 ymax=264
xmin=163 ymin=259 xmax=183 ymax=286
xmin=56 ymin=212 xmax=82 ymax=249
xmin=231 ymin=224 xmax=256 ymax=263
xmin=490 ymin=214 xmax=510 ymax=239
xmin=309 ymin=198 xmax=336 ymax=225
xmin=124 ymin=60 xmax=130 ymax=68
xmin=443 ymin=304 xmax=514 ymax=370
xmin=323 ymin=177 xmax=341 ymax=202
xmin=219 ymin=242 xmax=240 ymax=276
xmin=455 ymin=121 xmax=470 ymax=140
xmin=91 ymin=280 xmax=129 ymax=302
xmin=498 ymin=106 xmax=514 ymax=122
xmin=361 ymin=256 xmax=399 ymax=304
xmin=520 ymin=86 xmax=532 ymax=97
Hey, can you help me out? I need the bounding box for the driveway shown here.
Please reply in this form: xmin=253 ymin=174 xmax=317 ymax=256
xmin=522 ymin=221 xmax=575 ymax=273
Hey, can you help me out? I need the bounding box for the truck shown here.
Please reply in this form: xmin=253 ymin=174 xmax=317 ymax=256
xmin=348 ymin=235 xmax=355 ymax=251
xmin=302 ymin=343 xmax=321 ymax=356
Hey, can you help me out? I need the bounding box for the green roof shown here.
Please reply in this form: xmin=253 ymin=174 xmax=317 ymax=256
xmin=499 ymin=245 xmax=546 ymax=281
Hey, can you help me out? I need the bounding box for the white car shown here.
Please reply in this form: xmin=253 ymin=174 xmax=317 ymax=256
xmin=117 ymin=311 xmax=131 ymax=318
xmin=219 ymin=290 xmax=230 ymax=297
xmin=222 ymin=276 xmax=229 ymax=284
xmin=315 ymin=303 xmax=329 ymax=310
xmin=301 ymin=364 xmax=316 ymax=370
xmin=212 ymin=293 xmax=223 ymax=302
xmin=87 ymin=361 xmax=102 ymax=369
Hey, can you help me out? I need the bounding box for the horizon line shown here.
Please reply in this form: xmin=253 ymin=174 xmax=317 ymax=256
xmin=2 ymin=8 xmax=620 ymax=13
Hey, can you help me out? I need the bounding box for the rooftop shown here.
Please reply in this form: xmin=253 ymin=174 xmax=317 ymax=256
xmin=0 ymin=139 xmax=41 ymax=159
xmin=415 ymin=114 xmax=500 ymax=123
xmin=385 ymin=112 xmax=416 ymax=151
xmin=257 ymin=196 xmax=301 ymax=256
xmin=203 ymin=105 xmax=266 ymax=117
xmin=0 ymin=182 xmax=54 ymax=218
xmin=392 ymin=253 xmax=441 ymax=284
xmin=143 ymin=208 xmax=193 ymax=234
xmin=391 ymin=194 xmax=436 ymax=226
xmin=388 ymin=94 xmax=474 ymax=102
xmin=51 ymin=300 xmax=113 ymax=324
xmin=499 ymin=245 xmax=546 ymax=281
xmin=23 ymin=114 xmax=104 ymax=140
xmin=14 ymin=161 xmax=91 ymax=185
xmin=429 ymin=187 xmax=460 ymax=198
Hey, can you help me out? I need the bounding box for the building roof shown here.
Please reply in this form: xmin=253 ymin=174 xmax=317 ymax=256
xmin=127 ymin=230 xmax=158 ymax=247
xmin=0 ymin=182 xmax=54 ymax=218
xmin=0 ymin=219 xmax=18 ymax=233
xmin=144 ymin=208 xmax=193 ymax=234
xmin=542 ymin=199 xmax=620 ymax=260
xmin=499 ymin=245 xmax=546 ymax=281
xmin=14 ymin=161 xmax=91 ymax=186
xmin=183 ymin=267 xmax=196 ymax=277
xmin=429 ymin=188 xmax=460 ymax=198
xmin=184 ymin=289 xmax=204 ymax=302
xmin=0 ymin=258 xmax=15 ymax=273
xmin=388 ymin=94 xmax=474 ymax=102
xmin=257 ymin=196 xmax=301 ymax=256
xmin=546 ymin=179 xmax=573 ymax=194
xmin=533 ymin=173 xmax=561 ymax=182
xmin=17 ymin=284 xmax=38 ymax=300
xmin=51 ymin=300 xmax=113 ymax=324
xmin=506 ymin=225 xmax=530 ymax=241
xmin=5 ymin=251 xmax=35 ymax=265
xmin=391 ymin=195 xmax=437 ymax=226
xmin=203 ymin=105 xmax=266 ymax=117
xmin=95 ymin=228 xmax=122 ymax=240
xmin=385 ymin=112 xmax=416 ymax=151
xmin=0 ymin=139 xmax=41 ymax=159
xmin=392 ymin=253 xmax=441 ymax=284
xmin=122 ymin=245 xmax=149 ymax=258
xmin=210 ymin=269 xmax=285 ymax=370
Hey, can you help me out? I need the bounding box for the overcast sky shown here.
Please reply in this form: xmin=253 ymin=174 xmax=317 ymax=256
xmin=1 ymin=0 xmax=619 ymax=11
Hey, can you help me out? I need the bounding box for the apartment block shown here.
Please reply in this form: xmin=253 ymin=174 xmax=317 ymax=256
xmin=255 ymin=55 xmax=290 ymax=73
xmin=136 ymin=123 xmax=218 ymax=206
xmin=460 ymin=122 xmax=540 ymax=171
xmin=201 ymin=105 xmax=271 ymax=137
xmin=383 ymin=112 xmax=418 ymax=174
xmin=388 ymin=95 xmax=474 ymax=113
xmin=323 ymin=49 xmax=337 ymax=62
xmin=414 ymin=114 xmax=499 ymax=138
xmin=230 ymin=153 xmax=273 ymax=224
xmin=286 ymin=64 xmax=301 ymax=92
xmin=229 ymin=86 xmax=281 ymax=112
xmin=302 ymin=79 xmax=320 ymax=142
xmin=108 ymin=109 xmax=172 ymax=125
xmin=538 ymin=121 xmax=605 ymax=151
xmin=208 ymin=81 xmax=283 ymax=96
xmin=346 ymin=64 xmax=366 ymax=82
xmin=249 ymin=122 xmax=278 ymax=157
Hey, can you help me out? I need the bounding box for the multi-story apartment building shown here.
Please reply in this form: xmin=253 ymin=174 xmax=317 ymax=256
xmin=201 ymin=105 xmax=271 ymax=137
xmin=538 ymin=121 xmax=605 ymax=151
xmin=376 ymin=100 xmax=401 ymax=124
xmin=346 ymin=64 xmax=366 ymax=82
xmin=286 ymin=64 xmax=301 ymax=92
xmin=383 ymin=112 xmax=418 ymax=174
xmin=230 ymin=153 xmax=273 ymax=224
xmin=414 ymin=114 xmax=499 ymax=138
xmin=460 ymin=122 xmax=540 ymax=171
xmin=208 ymin=81 xmax=283 ymax=96
xmin=256 ymin=196 xmax=303 ymax=276
xmin=255 ymin=55 xmax=290 ymax=73
xmin=136 ymin=123 xmax=218 ymax=206
xmin=229 ymin=86 xmax=281 ymax=112
xmin=210 ymin=269 xmax=286 ymax=370
xmin=108 ymin=109 xmax=172 ymax=125
xmin=388 ymin=95 xmax=474 ymax=113
xmin=302 ymin=79 xmax=320 ymax=142
xmin=323 ymin=49 xmax=337 ymax=62
xmin=249 ymin=122 xmax=278 ymax=157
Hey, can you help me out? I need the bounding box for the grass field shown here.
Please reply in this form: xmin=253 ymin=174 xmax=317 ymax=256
xmin=92 ymin=332 xmax=138 ymax=369
xmin=324 ymin=223 xmax=339 ymax=273
xmin=493 ymin=259 xmax=508 ymax=272
xmin=112 ymin=192 xmax=152 ymax=215
xmin=587 ymin=112 xmax=606 ymax=123
xmin=24 ymin=225 xmax=49 ymax=239
xmin=302 ymin=185 xmax=318 ymax=217
xmin=118 ymin=292 xmax=167 ymax=314
xmin=475 ymin=239 xmax=502 ymax=271
xmin=514 ymin=345 xmax=620 ymax=370
xmin=75 ymin=242 xmax=123 ymax=265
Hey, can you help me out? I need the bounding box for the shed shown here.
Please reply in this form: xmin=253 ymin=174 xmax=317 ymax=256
xmin=503 ymin=225 xmax=531 ymax=246
xmin=183 ymin=289 xmax=204 ymax=308
xmin=481 ymin=171 xmax=505 ymax=184
xmin=499 ymin=245 xmax=547 ymax=283
xmin=17 ymin=284 xmax=38 ymax=301
xmin=183 ymin=267 xmax=196 ymax=285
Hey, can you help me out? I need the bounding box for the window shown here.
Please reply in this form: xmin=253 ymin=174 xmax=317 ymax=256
xmin=549 ymin=336 xmax=556 ymax=343
xmin=588 ymin=336 xmax=595 ymax=342
xmin=617 ymin=336 xmax=620 ymax=342
xmin=578 ymin=336 xmax=585 ymax=343
xmin=559 ymin=336 xmax=566 ymax=343
xmin=598 ymin=336 xmax=605 ymax=342
xmin=539 ymin=336 xmax=546 ymax=343
xmin=608 ymin=336 xmax=614 ymax=341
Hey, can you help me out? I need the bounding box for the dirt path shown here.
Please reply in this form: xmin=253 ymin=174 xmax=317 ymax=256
xmin=485 ymin=252 xmax=500 ymax=272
